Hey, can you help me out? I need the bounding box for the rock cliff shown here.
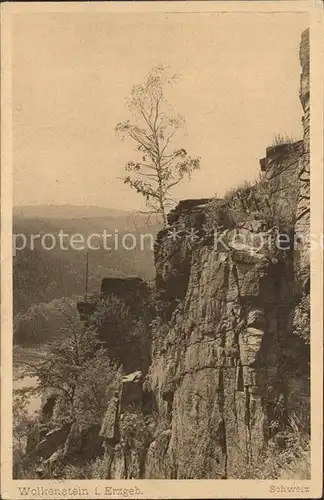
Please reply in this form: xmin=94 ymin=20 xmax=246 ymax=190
xmin=126 ymin=28 xmax=309 ymax=479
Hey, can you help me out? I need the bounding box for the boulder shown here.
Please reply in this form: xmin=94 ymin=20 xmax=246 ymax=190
xmin=34 ymin=423 xmax=71 ymax=459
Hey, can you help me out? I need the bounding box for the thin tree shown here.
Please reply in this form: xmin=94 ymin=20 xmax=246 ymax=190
xmin=116 ymin=65 xmax=200 ymax=226
xmin=21 ymin=313 xmax=106 ymax=423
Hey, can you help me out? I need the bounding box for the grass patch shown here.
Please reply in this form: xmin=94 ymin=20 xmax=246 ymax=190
xmin=272 ymin=133 xmax=297 ymax=147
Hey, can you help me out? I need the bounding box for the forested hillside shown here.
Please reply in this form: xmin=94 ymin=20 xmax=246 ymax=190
xmin=13 ymin=210 xmax=158 ymax=345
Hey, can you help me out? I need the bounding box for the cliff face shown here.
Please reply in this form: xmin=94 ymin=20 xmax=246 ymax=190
xmin=31 ymin=30 xmax=310 ymax=480
xmin=140 ymin=29 xmax=310 ymax=479
xmin=296 ymin=28 xmax=310 ymax=289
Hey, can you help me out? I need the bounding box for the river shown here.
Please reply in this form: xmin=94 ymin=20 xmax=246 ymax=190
xmin=13 ymin=375 xmax=41 ymax=415
xmin=13 ymin=345 xmax=47 ymax=415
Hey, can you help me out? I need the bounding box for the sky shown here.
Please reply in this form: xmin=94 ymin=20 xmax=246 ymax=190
xmin=12 ymin=12 xmax=307 ymax=211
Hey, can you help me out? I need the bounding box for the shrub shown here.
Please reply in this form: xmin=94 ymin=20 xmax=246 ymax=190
xmin=63 ymin=462 xmax=94 ymax=479
xmin=204 ymin=170 xmax=297 ymax=236
xmin=203 ymin=198 xmax=234 ymax=232
xmin=63 ymin=454 xmax=116 ymax=479
xmin=88 ymin=455 xmax=113 ymax=479
xmin=74 ymin=353 xmax=121 ymax=425
xmin=279 ymin=445 xmax=310 ymax=479
xmin=204 ymin=182 xmax=260 ymax=233
xmin=12 ymin=389 xmax=39 ymax=478
xmin=254 ymin=432 xmax=310 ymax=479
xmin=119 ymin=409 xmax=155 ymax=451
xmin=224 ymin=180 xmax=254 ymax=204
xmin=228 ymin=430 xmax=310 ymax=479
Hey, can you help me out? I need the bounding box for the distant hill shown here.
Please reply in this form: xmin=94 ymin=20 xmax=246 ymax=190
xmin=13 ymin=205 xmax=134 ymax=219
xmin=13 ymin=211 xmax=160 ymax=318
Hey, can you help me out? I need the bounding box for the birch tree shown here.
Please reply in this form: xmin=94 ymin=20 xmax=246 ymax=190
xmin=116 ymin=66 xmax=200 ymax=226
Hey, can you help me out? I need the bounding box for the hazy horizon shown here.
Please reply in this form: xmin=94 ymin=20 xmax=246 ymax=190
xmin=13 ymin=203 xmax=132 ymax=208
xmin=13 ymin=12 xmax=307 ymax=211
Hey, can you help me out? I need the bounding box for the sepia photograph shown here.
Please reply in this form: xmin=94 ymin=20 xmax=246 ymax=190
xmin=1 ymin=1 xmax=323 ymax=498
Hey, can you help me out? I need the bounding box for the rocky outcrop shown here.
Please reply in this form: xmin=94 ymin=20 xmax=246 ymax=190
xmin=141 ymin=28 xmax=310 ymax=479
xmin=100 ymin=393 xmax=120 ymax=443
xmin=154 ymin=199 xmax=212 ymax=320
xmin=260 ymin=140 xmax=303 ymax=228
xmin=295 ymin=28 xmax=310 ymax=290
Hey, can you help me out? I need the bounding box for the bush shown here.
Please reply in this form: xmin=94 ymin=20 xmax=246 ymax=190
xmin=63 ymin=462 xmax=94 ymax=479
xmin=203 ymin=198 xmax=235 ymax=232
xmin=74 ymin=353 xmax=121 ymax=425
xmin=63 ymin=454 xmax=115 ymax=479
xmin=223 ymin=180 xmax=254 ymax=204
xmin=255 ymin=432 xmax=310 ymax=479
xmin=279 ymin=445 xmax=310 ymax=479
xmin=88 ymin=455 xmax=113 ymax=479
xmin=119 ymin=409 xmax=155 ymax=451
xmin=204 ymin=170 xmax=297 ymax=235
xmin=13 ymin=389 xmax=39 ymax=478
xmin=229 ymin=430 xmax=310 ymax=479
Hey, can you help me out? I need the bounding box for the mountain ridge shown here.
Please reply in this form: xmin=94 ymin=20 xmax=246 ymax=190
xmin=13 ymin=205 xmax=137 ymax=219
